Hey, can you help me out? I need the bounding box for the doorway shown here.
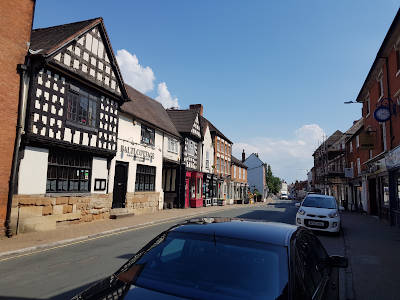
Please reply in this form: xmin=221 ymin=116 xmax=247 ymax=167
xmin=112 ymin=161 xmax=129 ymax=208
xmin=369 ymin=178 xmax=378 ymax=215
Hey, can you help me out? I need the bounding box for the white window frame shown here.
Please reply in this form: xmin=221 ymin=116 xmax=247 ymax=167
xmin=350 ymin=141 xmax=353 ymax=153
xmin=205 ymin=151 xmax=209 ymax=169
xmin=365 ymin=96 xmax=370 ymax=117
xmin=378 ymin=75 xmax=384 ymax=100
xmin=356 ymin=135 xmax=360 ymax=148
xmin=168 ymin=137 xmax=178 ymax=154
xmin=357 ymin=158 xmax=361 ymax=175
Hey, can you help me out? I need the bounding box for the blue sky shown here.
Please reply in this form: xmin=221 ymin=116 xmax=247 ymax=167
xmin=34 ymin=1 xmax=399 ymax=182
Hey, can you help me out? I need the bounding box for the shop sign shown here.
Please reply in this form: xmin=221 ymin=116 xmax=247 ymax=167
xmin=344 ymin=168 xmax=354 ymax=178
xmin=120 ymin=145 xmax=155 ymax=162
xmin=385 ymin=146 xmax=400 ymax=169
xmin=359 ymin=132 xmax=374 ymax=150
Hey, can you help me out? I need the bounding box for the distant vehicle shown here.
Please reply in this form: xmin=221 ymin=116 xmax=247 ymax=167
xmin=295 ymin=194 xmax=344 ymax=234
xmin=280 ymin=190 xmax=288 ymax=199
xmin=73 ymin=218 xmax=347 ymax=300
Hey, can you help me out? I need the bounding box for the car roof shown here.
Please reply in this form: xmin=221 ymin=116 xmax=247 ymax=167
xmin=305 ymin=194 xmax=335 ymax=199
xmin=171 ymin=218 xmax=298 ymax=247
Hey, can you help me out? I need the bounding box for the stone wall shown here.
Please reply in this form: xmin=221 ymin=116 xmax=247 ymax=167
xmin=125 ymin=192 xmax=161 ymax=215
xmin=11 ymin=193 xmax=112 ymax=233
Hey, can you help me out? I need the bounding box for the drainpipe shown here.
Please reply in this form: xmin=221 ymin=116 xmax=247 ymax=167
xmin=5 ymin=61 xmax=31 ymax=237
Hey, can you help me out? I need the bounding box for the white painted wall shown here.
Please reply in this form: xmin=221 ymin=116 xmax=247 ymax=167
xmin=18 ymin=146 xmax=49 ymax=194
xmin=244 ymin=153 xmax=267 ymax=199
xmin=201 ymin=125 xmax=214 ymax=174
xmin=109 ymin=113 xmax=163 ymax=198
xmin=91 ymin=157 xmax=108 ymax=194
xmin=162 ymin=133 xmax=180 ymax=163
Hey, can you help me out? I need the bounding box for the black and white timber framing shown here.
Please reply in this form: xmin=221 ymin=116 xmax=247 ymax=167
xmin=25 ymin=20 xmax=127 ymax=157
xmin=183 ymin=114 xmax=201 ymax=170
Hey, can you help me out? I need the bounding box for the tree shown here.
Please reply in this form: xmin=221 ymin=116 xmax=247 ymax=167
xmin=265 ymin=164 xmax=282 ymax=194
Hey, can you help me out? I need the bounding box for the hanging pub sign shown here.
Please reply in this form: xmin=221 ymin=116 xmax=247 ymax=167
xmin=373 ymin=105 xmax=391 ymax=122
xmin=359 ymin=131 xmax=374 ymax=150
xmin=120 ymin=145 xmax=155 ymax=162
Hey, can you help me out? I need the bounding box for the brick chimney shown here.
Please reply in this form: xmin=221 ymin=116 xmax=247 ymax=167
xmin=242 ymin=149 xmax=246 ymax=162
xmin=189 ymin=104 xmax=203 ymax=116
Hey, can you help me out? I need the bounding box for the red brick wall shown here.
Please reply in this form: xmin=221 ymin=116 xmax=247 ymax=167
xmin=0 ymin=0 xmax=35 ymax=234
xmin=346 ymin=132 xmax=369 ymax=177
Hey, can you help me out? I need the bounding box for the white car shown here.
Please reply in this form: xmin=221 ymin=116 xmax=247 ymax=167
xmin=295 ymin=194 xmax=344 ymax=234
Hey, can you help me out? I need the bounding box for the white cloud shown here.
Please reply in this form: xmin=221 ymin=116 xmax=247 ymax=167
xmin=232 ymin=124 xmax=325 ymax=183
xmin=155 ymin=82 xmax=179 ymax=109
xmin=116 ymin=49 xmax=155 ymax=93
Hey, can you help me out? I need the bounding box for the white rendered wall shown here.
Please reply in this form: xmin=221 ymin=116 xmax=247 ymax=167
xmin=91 ymin=157 xmax=108 ymax=194
xmin=162 ymin=133 xmax=180 ymax=163
xmin=109 ymin=113 xmax=163 ymax=196
xmin=18 ymin=146 xmax=49 ymax=194
xmin=201 ymin=125 xmax=214 ymax=173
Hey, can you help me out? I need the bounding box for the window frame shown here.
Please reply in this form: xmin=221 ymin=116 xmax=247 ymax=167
xmin=135 ymin=164 xmax=156 ymax=192
xmin=141 ymin=125 xmax=155 ymax=146
xmin=46 ymin=149 xmax=92 ymax=193
xmin=66 ymin=85 xmax=98 ymax=129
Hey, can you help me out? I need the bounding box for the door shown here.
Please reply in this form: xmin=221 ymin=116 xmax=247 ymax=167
xmin=112 ymin=161 xmax=129 ymax=208
xmin=369 ymin=178 xmax=378 ymax=215
xmin=185 ymin=178 xmax=190 ymax=208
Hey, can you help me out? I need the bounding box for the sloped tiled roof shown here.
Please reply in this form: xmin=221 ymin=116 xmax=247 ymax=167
xmin=30 ymin=18 xmax=127 ymax=99
xmin=121 ymin=84 xmax=180 ymax=138
xmin=166 ymin=109 xmax=198 ymax=134
xmin=30 ymin=18 xmax=101 ymax=55
xmin=206 ymin=119 xmax=232 ymax=144
xmin=231 ymin=155 xmax=247 ymax=168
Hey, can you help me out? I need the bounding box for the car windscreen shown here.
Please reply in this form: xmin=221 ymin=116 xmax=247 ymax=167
xmin=131 ymin=231 xmax=289 ymax=300
xmin=302 ymin=196 xmax=336 ymax=209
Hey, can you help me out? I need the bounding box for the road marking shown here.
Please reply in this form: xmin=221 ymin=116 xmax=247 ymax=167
xmin=0 ymin=204 xmax=268 ymax=263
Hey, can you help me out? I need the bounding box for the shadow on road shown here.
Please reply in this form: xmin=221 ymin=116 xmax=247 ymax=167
xmin=49 ymin=280 xmax=99 ymax=300
xmin=237 ymin=209 xmax=296 ymax=225
xmin=0 ymin=297 xmax=40 ymax=300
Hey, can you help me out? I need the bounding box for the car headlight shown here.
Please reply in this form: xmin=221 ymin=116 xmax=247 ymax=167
xmin=298 ymin=208 xmax=305 ymax=215
xmin=328 ymin=211 xmax=338 ymax=218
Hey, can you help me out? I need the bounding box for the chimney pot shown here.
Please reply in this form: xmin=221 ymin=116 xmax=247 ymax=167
xmin=242 ymin=149 xmax=246 ymax=162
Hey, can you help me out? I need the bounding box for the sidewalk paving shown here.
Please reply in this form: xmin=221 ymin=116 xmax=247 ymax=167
xmin=341 ymin=212 xmax=400 ymax=300
xmin=0 ymin=201 xmax=269 ymax=257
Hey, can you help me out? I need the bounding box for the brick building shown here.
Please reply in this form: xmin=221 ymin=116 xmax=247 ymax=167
xmin=354 ymin=8 xmax=400 ymax=225
xmin=0 ymin=0 xmax=36 ymax=236
xmin=231 ymin=155 xmax=248 ymax=204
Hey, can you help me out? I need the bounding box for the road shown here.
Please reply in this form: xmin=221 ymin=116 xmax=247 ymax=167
xmin=0 ymin=200 xmax=345 ymax=299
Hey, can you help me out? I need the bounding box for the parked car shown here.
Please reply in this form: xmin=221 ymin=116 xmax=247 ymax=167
xmin=73 ymin=217 xmax=347 ymax=300
xmin=296 ymin=194 xmax=344 ymax=234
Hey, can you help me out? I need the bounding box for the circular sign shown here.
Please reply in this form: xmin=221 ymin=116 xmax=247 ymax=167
xmin=374 ymin=105 xmax=391 ymax=122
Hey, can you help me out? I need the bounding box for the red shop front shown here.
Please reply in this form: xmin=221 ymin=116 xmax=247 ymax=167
xmin=185 ymin=171 xmax=203 ymax=208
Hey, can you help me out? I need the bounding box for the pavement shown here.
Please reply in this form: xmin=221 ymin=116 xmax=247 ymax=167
xmin=0 ymin=201 xmax=270 ymax=258
xmin=340 ymin=211 xmax=400 ymax=300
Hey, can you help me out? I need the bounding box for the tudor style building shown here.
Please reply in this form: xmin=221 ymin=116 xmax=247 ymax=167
xmin=12 ymin=18 xmax=127 ymax=233
xmin=167 ymin=108 xmax=203 ymax=208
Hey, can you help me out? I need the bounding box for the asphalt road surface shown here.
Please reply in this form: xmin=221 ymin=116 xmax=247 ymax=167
xmin=0 ymin=199 xmax=344 ymax=299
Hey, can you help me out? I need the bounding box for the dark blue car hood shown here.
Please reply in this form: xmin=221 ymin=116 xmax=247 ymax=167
xmin=124 ymin=285 xmax=187 ymax=299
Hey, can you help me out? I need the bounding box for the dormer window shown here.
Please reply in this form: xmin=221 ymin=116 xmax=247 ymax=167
xmin=141 ymin=125 xmax=155 ymax=145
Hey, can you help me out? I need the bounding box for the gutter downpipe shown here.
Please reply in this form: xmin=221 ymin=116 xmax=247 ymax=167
xmin=5 ymin=60 xmax=30 ymax=237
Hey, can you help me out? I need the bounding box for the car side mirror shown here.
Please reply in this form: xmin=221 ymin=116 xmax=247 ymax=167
xmin=329 ymin=255 xmax=348 ymax=268
xmin=339 ymin=206 xmax=345 ymax=212
xmin=295 ymin=203 xmax=300 ymax=208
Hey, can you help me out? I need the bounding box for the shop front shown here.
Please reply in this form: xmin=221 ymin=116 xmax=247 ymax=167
xmin=203 ymin=173 xmax=213 ymax=206
xmin=185 ymin=170 xmax=203 ymax=208
xmin=385 ymin=146 xmax=400 ymax=226
xmin=365 ymin=157 xmax=389 ymax=220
